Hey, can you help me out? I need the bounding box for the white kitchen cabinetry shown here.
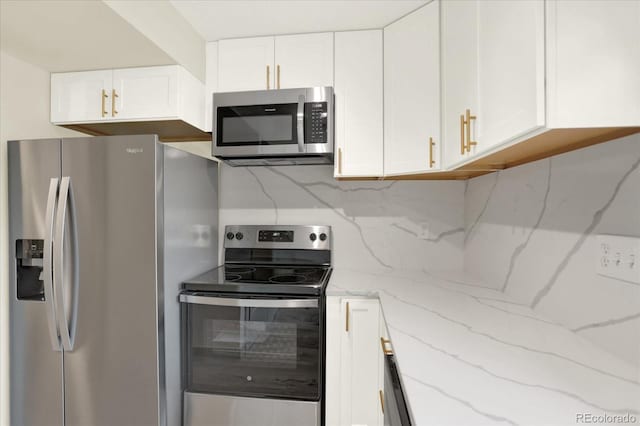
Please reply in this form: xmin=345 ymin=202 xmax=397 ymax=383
xmin=334 ymin=30 xmax=384 ymax=178
xmin=384 ymin=1 xmax=441 ymax=176
xmin=326 ymin=297 xmax=383 ymax=426
xmin=216 ymin=33 xmax=333 ymax=93
xmin=51 ymin=70 xmax=113 ymax=123
xmin=547 ymin=0 xmax=640 ymax=128
xmin=441 ymin=0 xmax=545 ymax=168
xmin=218 ymin=37 xmax=275 ymax=92
xmin=51 ymin=65 xmax=205 ymax=132
xmin=274 ymin=33 xmax=334 ymax=89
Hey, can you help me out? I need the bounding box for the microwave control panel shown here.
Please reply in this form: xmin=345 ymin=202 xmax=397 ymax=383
xmin=304 ymin=102 xmax=328 ymax=144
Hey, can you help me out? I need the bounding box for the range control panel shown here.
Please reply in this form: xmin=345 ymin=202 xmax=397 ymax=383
xmin=304 ymin=102 xmax=328 ymax=144
xmin=224 ymin=225 xmax=331 ymax=250
xmin=258 ymin=230 xmax=294 ymax=243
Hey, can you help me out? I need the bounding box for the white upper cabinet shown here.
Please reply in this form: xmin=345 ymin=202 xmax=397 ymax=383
xmin=334 ymin=30 xmax=383 ymax=178
xmin=112 ymin=66 xmax=178 ymax=120
xmin=217 ymin=33 xmax=334 ymax=93
xmin=51 ymin=65 xmax=205 ymax=131
xmin=384 ymin=1 xmax=441 ymax=175
xmin=51 ymin=70 xmax=113 ymax=123
xmin=441 ymin=0 xmax=545 ymax=168
xmin=217 ymin=37 xmax=275 ymax=92
xmin=476 ymin=1 xmax=545 ymax=150
xmin=274 ymin=32 xmax=334 ymax=89
xmin=547 ymin=0 xmax=640 ymax=127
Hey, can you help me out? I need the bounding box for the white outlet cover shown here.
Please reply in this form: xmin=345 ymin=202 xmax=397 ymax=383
xmin=596 ymin=234 xmax=640 ymax=284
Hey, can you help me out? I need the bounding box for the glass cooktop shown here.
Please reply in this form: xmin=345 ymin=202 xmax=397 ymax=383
xmin=182 ymin=264 xmax=332 ymax=296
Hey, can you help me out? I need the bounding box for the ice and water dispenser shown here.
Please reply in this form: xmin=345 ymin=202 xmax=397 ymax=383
xmin=15 ymin=239 xmax=45 ymax=301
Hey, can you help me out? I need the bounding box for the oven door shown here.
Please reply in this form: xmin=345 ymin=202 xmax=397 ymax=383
xmin=180 ymin=292 xmax=322 ymax=401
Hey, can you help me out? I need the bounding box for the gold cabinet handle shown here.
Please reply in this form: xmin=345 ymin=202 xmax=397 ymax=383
xmin=380 ymin=337 xmax=393 ymax=355
xmin=111 ymin=89 xmax=119 ymax=117
xmin=465 ymin=108 xmax=477 ymax=152
xmin=459 ymin=114 xmax=465 ymax=155
xmin=338 ymin=148 xmax=343 ymax=175
xmin=266 ymin=65 xmax=270 ymax=90
xmin=277 ymin=64 xmax=281 ymax=89
xmin=429 ymin=137 xmax=436 ymax=168
xmin=101 ymin=89 xmax=108 ymax=117
xmin=379 ymin=390 xmax=385 ymax=414
xmin=345 ymin=301 xmax=350 ymax=332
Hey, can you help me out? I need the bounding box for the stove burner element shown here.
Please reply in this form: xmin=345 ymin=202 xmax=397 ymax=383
xmin=225 ymin=274 xmax=242 ymax=282
xmin=268 ymin=274 xmax=308 ymax=284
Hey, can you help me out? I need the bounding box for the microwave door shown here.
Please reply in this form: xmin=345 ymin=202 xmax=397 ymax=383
xmin=215 ymin=103 xmax=302 ymax=154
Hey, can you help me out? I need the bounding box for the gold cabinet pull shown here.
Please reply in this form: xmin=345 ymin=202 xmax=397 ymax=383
xmin=266 ymin=65 xmax=270 ymax=90
xmin=429 ymin=137 xmax=436 ymax=168
xmin=459 ymin=114 xmax=465 ymax=155
xmin=380 ymin=337 xmax=393 ymax=355
xmin=465 ymin=108 xmax=477 ymax=152
xmin=277 ymin=64 xmax=281 ymax=89
xmin=345 ymin=301 xmax=350 ymax=332
xmin=338 ymin=148 xmax=343 ymax=175
xmin=111 ymin=89 xmax=119 ymax=116
xmin=101 ymin=89 xmax=108 ymax=117
xmin=379 ymin=390 xmax=385 ymax=414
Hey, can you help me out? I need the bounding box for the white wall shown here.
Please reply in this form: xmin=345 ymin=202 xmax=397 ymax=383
xmin=0 ymin=50 xmax=81 ymax=425
xmin=464 ymin=133 xmax=640 ymax=365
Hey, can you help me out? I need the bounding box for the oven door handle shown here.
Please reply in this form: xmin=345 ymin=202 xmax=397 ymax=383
xmin=179 ymin=294 xmax=318 ymax=308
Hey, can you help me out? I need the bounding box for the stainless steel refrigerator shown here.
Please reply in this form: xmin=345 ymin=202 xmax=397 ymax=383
xmin=8 ymin=135 xmax=219 ymax=426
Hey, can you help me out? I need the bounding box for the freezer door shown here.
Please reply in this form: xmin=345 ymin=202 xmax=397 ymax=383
xmin=60 ymin=135 xmax=161 ymax=426
xmin=8 ymin=139 xmax=64 ymax=426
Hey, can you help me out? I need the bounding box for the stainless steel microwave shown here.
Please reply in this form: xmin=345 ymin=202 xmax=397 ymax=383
xmin=212 ymin=87 xmax=334 ymax=166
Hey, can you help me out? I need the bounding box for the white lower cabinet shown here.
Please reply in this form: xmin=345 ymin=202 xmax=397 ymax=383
xmin=326 ymin=297 xmax=384 ymax=426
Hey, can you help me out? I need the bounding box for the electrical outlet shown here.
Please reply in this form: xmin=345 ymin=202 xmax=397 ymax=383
xmin=596 ymin=234 xmax=640 ymax=284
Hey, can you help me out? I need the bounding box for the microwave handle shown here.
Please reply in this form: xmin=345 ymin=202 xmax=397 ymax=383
xmin=179 ymin=294 xmax=318 ymax=309
xmin=297 ymin=94 xmax=305 ymax=153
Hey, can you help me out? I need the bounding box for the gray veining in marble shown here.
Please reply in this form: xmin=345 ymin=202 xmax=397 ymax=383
xmin=464 ymin=132 xmax=640 ymax=365
xmin=530 ymin=155 xmax=640 ymax=308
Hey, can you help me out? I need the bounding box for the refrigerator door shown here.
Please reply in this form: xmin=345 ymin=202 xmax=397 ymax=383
xmin=60 ymin=135 xmax=161 ymax=426
xmin=8 ymin=139 xmax=64 ymax=426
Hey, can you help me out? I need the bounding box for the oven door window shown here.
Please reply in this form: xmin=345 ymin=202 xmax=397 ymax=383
xmin=184 ymin=298 xmax=321 ymax=400
xmin=216 ymin=104 xmax=298 ymax=146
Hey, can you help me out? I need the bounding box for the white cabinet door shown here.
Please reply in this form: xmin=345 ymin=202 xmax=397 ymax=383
xmin=547 ymin=0 xmax=640 ymax=127
xmin=274 ymin=33 xmax=334 ymax=89
xmin=334 ymin=30 xmax=383 ymax=178
xmin=339 ymin=299 xmax=383 ymax=426
xmin=218 ymin=36 xmax=275 ymax=92
xmin=51 ymin=70 xmax=113 ymax=123
xmin=112 ymin=66 xmax=178 ymax=120
xmin=475 ymin=0 xmax=545 ymax=154
xmin=384 ymin=1 xmax=441 ymax=175
xmin=442 ymin=0 xmax=544 ymax=167
xmin=441 ymin=0 xmax=479 ymax=168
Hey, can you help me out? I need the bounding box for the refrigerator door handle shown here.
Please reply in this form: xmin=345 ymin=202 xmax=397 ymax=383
xmin=44 ymin=178 xmax=62 ymax=351
xmin=54 ymin=176 xmax=79 ymax=351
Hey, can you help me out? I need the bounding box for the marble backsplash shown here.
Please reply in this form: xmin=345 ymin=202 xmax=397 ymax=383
xmin=218 ymin=164 xmax=465 ymax=273
xmin=464 ymin=133 xmax=640 ymax=365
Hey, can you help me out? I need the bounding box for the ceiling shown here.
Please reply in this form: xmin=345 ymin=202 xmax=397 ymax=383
xmin=0 ymin=0 xmax=174 ymax=72
xmin=169 ymin=0 xmax=428 ymax=41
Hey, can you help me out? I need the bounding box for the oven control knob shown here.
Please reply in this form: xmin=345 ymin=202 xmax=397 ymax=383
xmin=235 ymin=232 xmax=244 ymax=240
xmin=226 ymin=232 xmax=234 ymax=240
xmin=309 ymin=233 xmax=317 ymax=241
xmin=319 ymin=233 xmax=327 ymax=241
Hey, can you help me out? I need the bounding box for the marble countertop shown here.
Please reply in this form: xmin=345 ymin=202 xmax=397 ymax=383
xmin=326 ymin=268 xmax=640 ymax=426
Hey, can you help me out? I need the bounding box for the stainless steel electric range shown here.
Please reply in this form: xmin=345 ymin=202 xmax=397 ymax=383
xmin=180 ymin=225 xmax=332 ymax=426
